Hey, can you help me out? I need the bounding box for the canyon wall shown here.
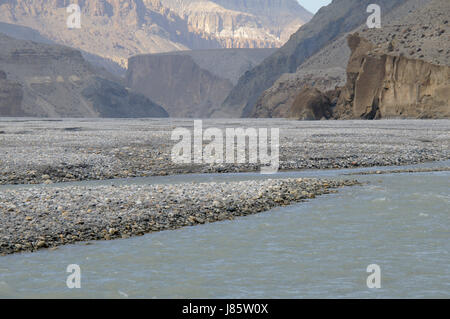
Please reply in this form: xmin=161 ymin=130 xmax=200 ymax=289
xmin=127 ymin=54 xmax=233 ymax=118
xmin=217 ymin=0 xmax=408 ymax=118
xmin=334 ymin=34 xmax=449 ymax=119
xmin=251 ymin=0 xmax=449 ymax=120
xmin=288 ymin=33 xmax=449 ymax=120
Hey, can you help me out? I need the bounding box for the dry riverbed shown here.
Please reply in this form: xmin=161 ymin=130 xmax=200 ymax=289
xmin=0 ymin=119 xmax=448 ymax=185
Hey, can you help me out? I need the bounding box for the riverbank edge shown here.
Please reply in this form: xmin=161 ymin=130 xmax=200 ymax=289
xmin=2 ymin=159 xmax=449 ymax=186
xmin=0 ymin=178 xmax=359 ymax=256
xmin=344 ymin=166 xmax=450 ymax=175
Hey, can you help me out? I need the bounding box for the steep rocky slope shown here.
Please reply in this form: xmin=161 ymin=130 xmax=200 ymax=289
xmin=251 ymin=0 xmax=446 ymax=119
xmin=164 ymin=0 xmax=312 ymax=45
xmin=0 ymin=33 xmax=168 ymax=117
xmin=359 ymin=0 xmax=449 ymax=66
xmin=332 ymin=35 xmax=449 ymax=119
xmin=289 ymin=32 xmax=449 ymax=120
xmin=217 ymin=0 xmax=409 ymax=118
xmin=250 ymin=35 xmax=351 ymax=118
xmin=252 ymin=67 xmax=346 ymax=118
xmin=287 ymin=0 xmax=449 ymax=120
xmin=127 ymin=48 xmax=275 ymax=117
xmin=0 ymin=21 xmax=126 ymax=76
xmin=0 ymin=0 xmax=311 ymax=73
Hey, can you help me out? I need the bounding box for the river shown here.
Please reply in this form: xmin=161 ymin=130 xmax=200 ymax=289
xmin=0 ymin=162 xmax=449 ymax=298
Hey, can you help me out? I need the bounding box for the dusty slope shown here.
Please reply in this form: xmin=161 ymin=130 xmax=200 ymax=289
xmin=287 ymin=0 xmax=450 ymax=121
xmin=0 ymin=21 xmax=126 ymax=77
xmin=127 ymin=53 xmax=233 ymax=118
xmin=293 ymin=0 xmax=449 ymax=120
xmin=0 ymin=33 xmax=168 ymax=118
xmin=359 ymin=0 xmax=449 ymax=65
xmin=216 ymin=0 xmax=409 ymax=118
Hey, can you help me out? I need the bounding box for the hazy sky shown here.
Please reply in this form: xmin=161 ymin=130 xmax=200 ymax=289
xmin=299 ymin=0 xmax=332 ymax=13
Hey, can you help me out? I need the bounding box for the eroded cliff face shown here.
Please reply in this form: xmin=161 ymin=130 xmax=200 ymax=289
xmin=0 ymin=0 xmax=311 ymax=72
xmin=334 ymin=34 xmax=450 ymax=119
xmin=174 ymin=0 xmax=311 ymax=47
xmin=247 ymin=0 xmax=448 ymax=120
xmin=217 ymin=0 xmax=409 ymax=118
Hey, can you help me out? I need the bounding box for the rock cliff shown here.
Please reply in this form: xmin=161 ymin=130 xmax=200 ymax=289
xmin=127 ymin=53 xmax=233 ymax=118
xmin=288 ymin=86 xmax=332 ymax=120
xmin=250 ymin=0 xmax=449 ymax=120
xmin=287 ymin=32 xmax=449 ymax=120
xmin=333 ymin=34 xmax=449 ymax=119
xmin=251 ymin=67 xmax=346 ymax=118
xmin=217 ymin=0 xmax=409 ymax=118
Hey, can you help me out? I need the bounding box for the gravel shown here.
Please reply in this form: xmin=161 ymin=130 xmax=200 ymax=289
xmin=0 ymin=119 xmax=448 ymax=185
xmin=0 ymin=118 xmax=448 ymax=255
xmin=0 ymin=178 xmax=358 ymax=255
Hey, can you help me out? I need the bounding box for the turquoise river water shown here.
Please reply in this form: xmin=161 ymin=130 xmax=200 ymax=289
xmin=0 ymin=162 xmax=449 ymax=298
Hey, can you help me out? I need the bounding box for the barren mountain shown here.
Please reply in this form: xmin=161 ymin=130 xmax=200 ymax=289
xmin=331 ymin=0 xmax=449 ymax=119
xmin=252 ymin=0 xmax=437 ymax=118
xmin=127 ymin=48 xmax=276 ymax=117
xmin=286 ymin=0 xmax=449 ymax=120
xmin=0 ymin=33 xmax=168 ymax=117
xmin=0 ymin=0 xmax=312 ymax=73
xmin=216 ymin=0 xmax=410 ymax=118
xmin=330 ymin=33 xmax=449 ymax=119
xmin=359 ymin=0 xmax=449 ymax=66
xmin=0 ymin=21 xmax=127 ymax=77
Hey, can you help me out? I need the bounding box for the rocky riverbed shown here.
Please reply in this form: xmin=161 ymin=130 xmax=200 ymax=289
xmin=0 ymin=119 xmax=449 ymax=185
xmin=0 ymin=118 xmax=448 ymax=255
xmin=0 ymin=178 xmax=358 ymax=255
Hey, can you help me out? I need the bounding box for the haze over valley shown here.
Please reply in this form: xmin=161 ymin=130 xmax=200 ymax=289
xmin=0 ymin=1 xmax=449 ymax=301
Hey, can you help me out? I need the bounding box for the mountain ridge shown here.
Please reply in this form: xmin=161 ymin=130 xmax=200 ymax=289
xmin=215 ymin=0 xmax=410 ymax=118
xmin=0 ymin=0 xmax=312 ymax=73
xmin=250 ymin=0 xmax=439 ymax=119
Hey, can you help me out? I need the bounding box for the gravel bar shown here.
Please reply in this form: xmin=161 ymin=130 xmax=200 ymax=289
xmin=0 ymin=119 xmax=449 ymax=185
xmin=0 ymin=178 xmax=358 ymax=255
